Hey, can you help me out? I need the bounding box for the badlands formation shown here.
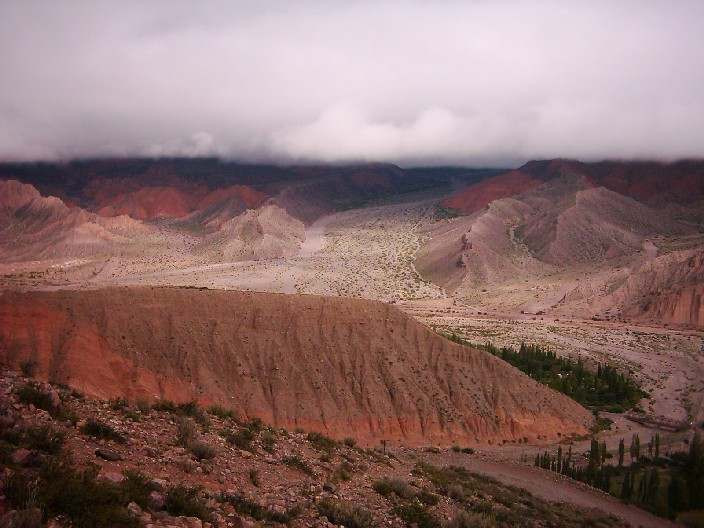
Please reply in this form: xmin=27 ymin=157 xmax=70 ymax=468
xmin=0 ymin=157 xmax=703 ymax=526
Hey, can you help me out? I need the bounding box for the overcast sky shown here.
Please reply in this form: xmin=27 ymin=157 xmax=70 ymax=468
xmin=1 ymin=1 xmax=703 ymax=167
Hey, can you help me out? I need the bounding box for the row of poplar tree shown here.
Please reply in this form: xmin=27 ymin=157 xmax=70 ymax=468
xmin=534 ymin=432 xmax=704 ymax=519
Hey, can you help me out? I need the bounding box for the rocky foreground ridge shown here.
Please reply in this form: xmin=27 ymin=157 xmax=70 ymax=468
xmin=0 ymin=370 xmax=625 ymax=528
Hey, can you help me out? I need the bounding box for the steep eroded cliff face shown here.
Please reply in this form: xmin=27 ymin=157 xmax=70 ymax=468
xmin=0 ymin=287 xmax=591 ymax=446
xmin=619 ymin=250 xmax=704 ymax=329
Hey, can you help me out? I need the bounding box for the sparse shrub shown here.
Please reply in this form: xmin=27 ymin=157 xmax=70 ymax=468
xmin=16 ymin=383 xmax=57 ymax=414
xmin=223 ymin=427 xmax=255 ymax=451
xmin=175 ymin=416 xmax=197 ymax=447
xmin=2 ymin=507 xmax=42 ymax=528
xmin=447 ymin=483 xmax=465 ymax=501
xmin=417 ymin=489 xmax=439 ymax=506
xmin=176 ymin=401 xmax=210 ymax=427
xmin=394 ymin=500 xmax=440 ymax=528
xmin=110 ymin=397 xmax=128 ymax=411
xmin=444 ymin=511 xmax=497 ymax=528
xmin=307 ymin=431 xmax=338 ymax=452
xmin=461 ymin=447 xmax=474 ymax=454
xmin=207 ymin=405 xmax=235 ymax=420
xmin=123 ymin=409 xmax=141 ymax=422
xmin=165 ymin=485 xmax=212 ymax=521
xmin=424 ymin=446 xmax=441 ymax=454
xmin=6 ymin=458 xmax=137 ymax=527
xmin=152 ymin=399 xmax=177 ymax=413
xmin=249 ymin=469 xmax=260 ymax=487
xmin=135 ymin=399 xmax=151 ymax=413
xmin=189 ymin=440 xmax=217 ymax=461
xmin=373 ymin=479 xmax=393 ymax=496
xmin=332 ymin=461 xmax=354 ymax=482
xmin=20 ymin=360 xmax=37 ymax=378
xmin=121 ymin=470 xmax=155 ymax=510
xmin=283 ymin=455 xmax=314 ymax=475
xmin=317 ymin=499 xmax=373 ymax=528
xmin=373 ymin=478 xmax=415 ymax=499
xmin=221 ymin=492 xmax=300 ymax=524
xmin=24 ymin=424 xmax=65 ymax=454
xmin=81 ymin=418 xmax=127 ymax=444
xmin=261 ymin=429 xmax=276 ymax=453
xmin=452 ymin=445 xmax=461 ymax=453
xmin=343 ymin=437 xmax=357 ymax=448
xmin=245 ymin=417 xmax=263 ymax=432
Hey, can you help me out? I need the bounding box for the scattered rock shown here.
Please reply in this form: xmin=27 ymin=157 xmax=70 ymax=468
xmin=99 ymin=470 xmax=125 ymax=484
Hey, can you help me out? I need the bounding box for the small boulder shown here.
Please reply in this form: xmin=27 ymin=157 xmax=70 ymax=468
xmin=149 ymin=491 xmax=166 ymax=510
xmin=127 ymin=502 xmax=143 ymax=518
xmin=100 ymin=471 xmax=125 ymax=484
xmin=150 ymin=478 xmax=169 ymax=491
xmin=182 ymin=518 xmax=202 ymax=528
xmin=95 ymin=448 xmax=122 ymax=461
xmin=10 ymin=448 xmax=32 ymax=466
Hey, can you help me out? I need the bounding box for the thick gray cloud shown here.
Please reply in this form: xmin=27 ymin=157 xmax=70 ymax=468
xmin=1 ymin=0 xmax=703 ymax=166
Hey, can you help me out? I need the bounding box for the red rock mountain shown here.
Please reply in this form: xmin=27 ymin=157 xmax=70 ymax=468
xmin=0 ymin=287 xmax=592 ymax=446
xmin=443 ymin=159 xmax=704 ymax=214
xmin=0 ymin=179 xmax=147 ymax=262
xmin=95 ymin=184 xmax=267 ymax=221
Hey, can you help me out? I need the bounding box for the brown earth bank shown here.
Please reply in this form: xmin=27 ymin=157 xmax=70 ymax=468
xmin=0 ymin=287 xmax=592 ymax=447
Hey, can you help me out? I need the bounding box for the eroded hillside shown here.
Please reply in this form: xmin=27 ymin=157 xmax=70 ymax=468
xmin=0 ymin=287 xmax=591 ymax=446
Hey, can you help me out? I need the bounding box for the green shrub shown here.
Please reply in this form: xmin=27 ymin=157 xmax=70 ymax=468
xmin=123 ymin=410 xmax=141 ymax=422
xmin=445 ymin=511 xmax=497 ymax=528
xmin=261 ymin=429 xmax=276 ymax=453
xmin=81 ymin=418 xmax=127 ymax=444
xmin=6 ymin=458 xmax=137 ymax=527
xmin=109 ymin=397 xmax=128 ymax=411
xmin=221 ymin=492 xmax=300 ymax=524
xmin=24 ymin=425 xmax=65 ymax=454
xmin=317 ymin=499 xmax=373 ymax=528
xmin=152 ymin=399 xmax=177 ymax=413
xmin=373 ymin=478 xmax=415 ymax=499
xmin=16 ymin=383 xmax=57 ymax=414
xmin=135 ymin=399 xmax=151 ymax=413
xmin=207 ymin=405 xmax=235 ymax=420
xmin=283 ymin=455 xmax=314 ymax=475
xmin=307 ymin=431 xmax=339 ymax=452
xmin=245 ymin=417 xmax=263 ymax=432
xmin=120 ymin=471 xmax=155 ymax=510
xmin=461 ymin=447 xmax=474 ymax=454
xmin=175 ymin=416 xmax=197 ymax=448
xmin=223 ymin=427 xmax=255 ymax=451
xmin=417 ymin=489 xmax=439 ymax=506
xmin=452 ymin=445 xmax=461 ymax=453
xmin=189 ymin=440 xmax=217 ymax=461
xmin=332 ymin=461 xmax=354 ymax=482
xmin=678 ymin=511 xmax=704 ymax=528
xmin=249 ymin=469 xmax=260 ymax=487
xmin=20 ymin=360 xmax=37 ymax=377
xmin=393 ymin=500 xmax=440 ymax=528
xmin=165 ymin=485 xmax=212 ymax=521
xmin=343 ymin=437 xmax=357 ymax=448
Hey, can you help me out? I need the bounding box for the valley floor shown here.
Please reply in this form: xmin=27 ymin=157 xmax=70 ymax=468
xmin=1 ymin=197 xmax=703 ymax=526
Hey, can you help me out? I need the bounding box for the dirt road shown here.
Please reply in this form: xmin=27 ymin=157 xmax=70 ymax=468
xmin=422 ymin=452 xmax=676 ymax=528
